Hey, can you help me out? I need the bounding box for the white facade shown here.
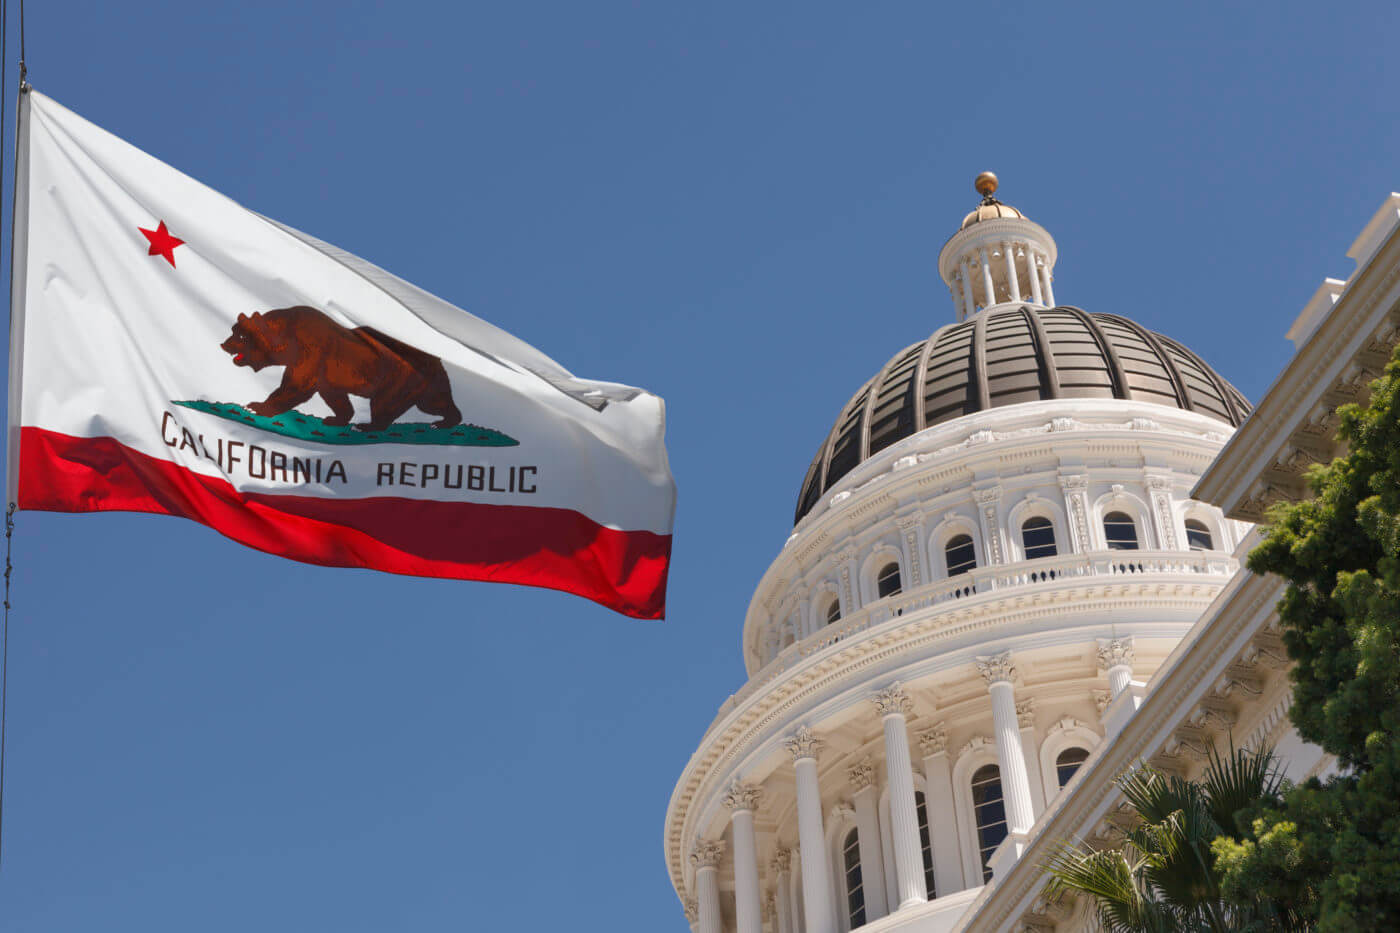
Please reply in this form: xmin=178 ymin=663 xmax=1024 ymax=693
xmin=664 ymin=182 xmax=1270 ymax=932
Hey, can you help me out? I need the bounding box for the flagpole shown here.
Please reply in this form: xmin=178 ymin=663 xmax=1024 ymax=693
xmin=0 ymin=0 xmax=24 ymax=869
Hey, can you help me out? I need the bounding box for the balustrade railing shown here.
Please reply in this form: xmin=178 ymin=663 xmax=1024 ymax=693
xmin=714 ymin=550 xmax=1239 ymax=725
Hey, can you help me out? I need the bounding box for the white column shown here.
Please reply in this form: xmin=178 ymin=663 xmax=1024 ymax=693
xmin=725 ymin=782 xmax=765 ymax=933
xmin=786 ymin=726 xmax=835 ymax=933
xmin=847 ymin=760 xmax=890 ymax=920
xmin=771 ymin=850 xmax=794 ymax=933
xmin=1098 ymin=638 xmax=1136 ymax=698
xmin=1003 ymin=242 xmax=1021 ymax=302
xmin=690 ymin=841 xmax=726 ymax=933
xmin=975 ymin=654 xmax=1035 ymax=836
xmin=979 ymin=248 xmax=995 ymax=308
xmin=918 ymin=726 xmax=967 ymax=896
xmin=1016 ymin=698 xmax=1047 ymax=817
xmin=1040 ymin=262 xmax=1055 ymax=306
xmin=872 ymin=684 xmax=928 ymax=909
xmin=958 ymin=261 xmax=975 ymax=320
xmin=1027 ymin=253 xmax=1044 ymax=305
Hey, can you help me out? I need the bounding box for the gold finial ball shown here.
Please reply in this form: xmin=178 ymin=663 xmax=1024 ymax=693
xmin=974 ymin=171 xmax=999 ymax=198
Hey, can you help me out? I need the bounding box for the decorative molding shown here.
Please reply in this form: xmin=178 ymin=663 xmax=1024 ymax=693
xmin=848 ymin=758 xmax=877 ymax=791
xmin=917 ymin=725 xmax=949 ymax=758
xmin=871 ymin=682 xmax=914 ymax=717
xmin=976 ymin=651 xmax=1017 ymax=686
xmin=784 ymin=725 xmax=824 ymax=762
xmin=961 ymin=734 xmax=993 ymax=758
xmin=770 ymin=848 xmax=792 ymax=874
xmin=722 ymin=780 xmax=763 ymax=814
xmin=1046 ymin=715 xmax=1088 ymax=736
xmin=1096 ymin=637 xmax=1135 ymax=671
xmin=683 ymin=897 xmax=698 ymax=923
xmin=830 ymin=801 xmax=856 ymax=824
xmin=689 ymin=839 xmax=725 ymax=870
xmin=1016 ymin=697 xmax=1037 ymax=730
xmin=1092 ymin=689 xmax=1112 ymax=713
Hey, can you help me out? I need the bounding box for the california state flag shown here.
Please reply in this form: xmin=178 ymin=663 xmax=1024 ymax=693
xmin=7 ymin=90 xmax=676 ymax=618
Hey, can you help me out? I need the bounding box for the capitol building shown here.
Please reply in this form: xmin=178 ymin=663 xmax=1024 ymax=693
xmin=663 ymin=175 xmax=1400 ymax=932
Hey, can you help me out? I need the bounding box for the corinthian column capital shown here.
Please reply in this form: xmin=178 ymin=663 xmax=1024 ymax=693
xmin=1097 ymin=637 xmax=1135 ymax=671
xmin=847 ymin=758 xmax=877 ymax=792
xmin=689 ymin=839 xmax=725 ymax=870
xmin=783 ymin=725 xmax=824 ymax=762
xmin=723 ymin=780 xmax=763 ymax=814
xmin=917 ymin=725 xmax=948 ymax=757
xmin=976 ymin=651 xmax=1017 ymax=687
xmin=871 ymin=682 xmax=914 ymax=718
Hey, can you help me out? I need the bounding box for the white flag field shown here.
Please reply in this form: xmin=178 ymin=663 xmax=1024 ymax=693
xmin=6 ymin=90 xmax=676 ymax=618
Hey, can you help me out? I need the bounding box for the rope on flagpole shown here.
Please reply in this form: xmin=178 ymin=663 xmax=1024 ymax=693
xmin=0 ymin=504 xmax=13 ymax=869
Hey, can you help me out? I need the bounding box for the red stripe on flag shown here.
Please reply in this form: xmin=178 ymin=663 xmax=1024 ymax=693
xmin=18 ymin=426 xmax=670 ymax=619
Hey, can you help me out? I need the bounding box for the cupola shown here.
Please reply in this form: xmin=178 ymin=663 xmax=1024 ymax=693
xmin=938 ymin=172 xmax=1058 ymax=320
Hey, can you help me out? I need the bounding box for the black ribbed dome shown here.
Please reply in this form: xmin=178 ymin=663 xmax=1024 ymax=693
xmin=794 ymin=306 xmax=1250 ymax=524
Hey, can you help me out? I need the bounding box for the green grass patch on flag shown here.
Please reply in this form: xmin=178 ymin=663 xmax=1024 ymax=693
xmin=173 ymin=400 xmax=519 ymax=447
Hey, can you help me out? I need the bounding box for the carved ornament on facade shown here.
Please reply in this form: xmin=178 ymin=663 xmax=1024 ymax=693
xmin=871 ymin=682 xmax=914 ymax=717
xmin=961 ymin=734 xmax=993 ymax=758
xmin=829 ymin=801 xmax=856 ymax=824
xmin=1096 ymin=637 xmax=1135 ymax=672
xmin=976 ymin=650 xmax=1017 ymax=686
xmin=1016 ymin=697 xmax=1037 ymax=730
xmin=1092 ymin=689 xmax=1112 ymax=713
xmin=770 ymin=847 xmax=791 ymax=874
xmin=848 ymin=758 xmax=877 ymax=791
xmin=689 ymin=839 xmax=725 ymax=870
xmin=683 ymin=897 xmax=698 ymax=923
xmin=1047 ymin=715 xmax=1088 ymax=736
xmin=722 ymin=780 xmax=763 ymax=814
xmin=784 ymin=725 xmax=824 ymax=762
xmin=917 ymin=725 xmax=948 ymax=757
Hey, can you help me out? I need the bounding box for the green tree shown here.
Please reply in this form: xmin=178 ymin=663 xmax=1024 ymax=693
xmin=1044 ymin=745 xmax=1294 ymax=932
xmin=1220 ymin=344 xmax=1400 ymax=930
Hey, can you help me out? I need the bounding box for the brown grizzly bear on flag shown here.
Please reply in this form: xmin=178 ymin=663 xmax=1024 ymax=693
xmin=220 ymin=306 xmax=462 ymax=432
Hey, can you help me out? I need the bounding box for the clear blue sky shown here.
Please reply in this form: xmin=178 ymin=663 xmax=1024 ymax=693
xmin=2 ymin=2 xmax=1399 ymax=930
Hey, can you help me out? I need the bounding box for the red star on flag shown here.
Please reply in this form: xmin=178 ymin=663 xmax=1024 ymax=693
xmin=138 ymin=220 xmax=184 ymax=267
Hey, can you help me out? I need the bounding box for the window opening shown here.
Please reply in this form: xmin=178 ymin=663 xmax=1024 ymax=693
xmin=1103 ymin=511 xmax=1139 ymax=550
xmin=1184 ymin=518 xmax=1214 ymax=551
xmin=971 ymin=764 xmax=1007 ymax=882
xmin=825 ymin=597 xmax=841 ymax=626
xmin=1056 ymin=747 xmax=1090 ymax=789
xmin=915 ymin=790 xmax=937 ymax=899
xmin=876 ymin=561 xmax=902 ymax=599
xmin=842 ymin=828 xmax=866 ymax=927
xmin=945 ymin=534 xmax=977 ymax=577
xmin=1020 ymin=516 xmax=1057 ymax=559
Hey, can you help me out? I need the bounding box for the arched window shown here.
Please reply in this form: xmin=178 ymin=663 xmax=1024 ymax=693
xmin=877 ymin=562 xmax=902 ymax=599
xmin=1056 ymin=747 xmax=1090 ymax=788
xmin=1103 ymin=511 xmax=1139 ymax=550
xmin=945 ymin=534 xmax=977 ymax=576
xmin=825 ymin=596 xmax=841 ymax=626
xmin=971 ymin=764 xmax=1007 ymax=882
xmin=1184 ymin=518 xmax=1214 ymax=552
xmin=842 ymin=827 xmax=866 ymax=927
xmin=915 ymin=790 xmax=937 ymax=899
xmin=1020 ymin=516 xmax=1057 ymax=559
